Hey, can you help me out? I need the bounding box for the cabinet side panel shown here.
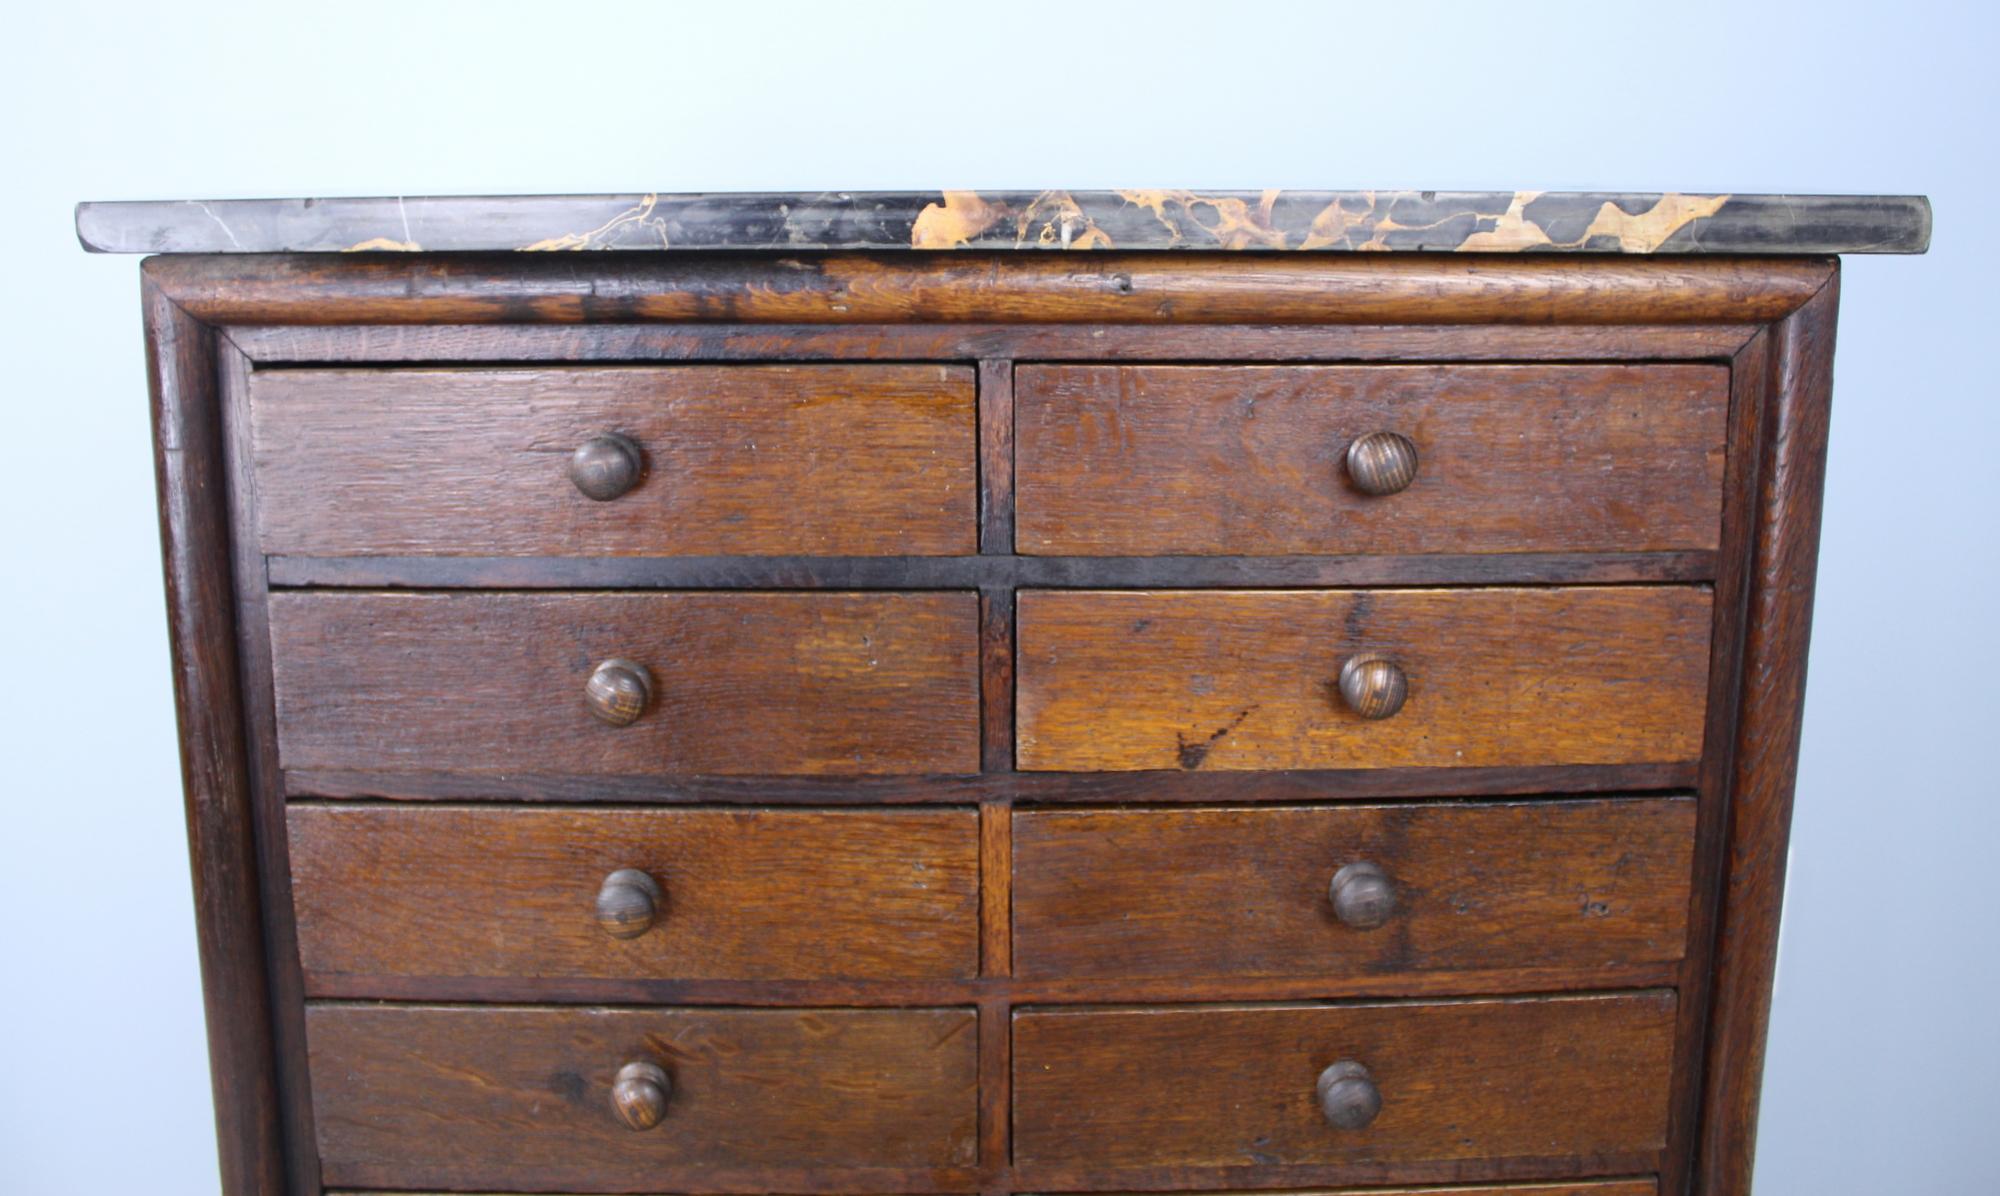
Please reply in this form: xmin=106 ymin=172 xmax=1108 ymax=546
xmin=1697 ymin=265 xmax=1841 ymax=1193
xmin=143 ymin=273 xmax=287 ymax=1195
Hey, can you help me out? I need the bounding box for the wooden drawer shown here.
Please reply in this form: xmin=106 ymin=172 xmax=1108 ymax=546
xmin=307 ymin=1004 xmax=978 ymax=1192
xmin=1015 ymin=364 xmax=1727 ymax=556
xmin=1016 ymin=587 xmax=1710 ymax=771
xmin=1012 ymin=993 xmax=1676 ymax=1173
xmin=269 ymin=590 xmax=980 ymax=776
xmin=291 ymin=806 xmax=980 ymax=987
xmin=1012 ymin=798 xmax=1695 ymax=981
xmin=250 ymin=365 xmax=977 ymax=557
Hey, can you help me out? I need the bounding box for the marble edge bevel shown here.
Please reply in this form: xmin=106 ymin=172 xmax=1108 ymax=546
xmin=74 ymin=190 xmax=1933 ymax=256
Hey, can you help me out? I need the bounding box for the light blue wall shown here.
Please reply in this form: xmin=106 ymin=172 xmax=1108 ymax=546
xmin=4 ymin=2 xmax=1992 ymax=1190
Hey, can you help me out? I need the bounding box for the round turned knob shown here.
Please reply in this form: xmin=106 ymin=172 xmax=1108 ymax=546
xmin=1330 ymin=861 xmax=1395 ymax=929
xmin=595 ymin=868 xmax=665 ymax=939
xmin=1317 ymin=1060 xmax=1382 ymax=1130
xmin=610 ymin=1060 xmax=672 ymax=1130
xmin=1345 ymin=431 xmax=1419 ymax=496
xmin=569 ymin=432 xmax=645 ymax=501
xmin=585 ymin=659 xmax=654 ymax=727
xmin=1337 ymin=653 xmax=1408 ymax=720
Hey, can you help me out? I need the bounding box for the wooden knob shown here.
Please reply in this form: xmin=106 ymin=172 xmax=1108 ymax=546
xmin=595 ymin=869 xmax=664 ymax=939
xmin=610 ymin=1060 xmax=672 ymax=1130
xmin=1317 ymin=1060 xmax=1382 ymax=1130
xmin=1346 ymin=431 xmax=1418 ymax=496
xmin=585 ymin=659 xmax=653 ymax=727
xmin=569 ymin=432 xmax=645 ymax=501
xmin=1330 ymin=861 xmax=1395 ymax=929
xmin=1337 ymin=653 xmax=1408 ymax=720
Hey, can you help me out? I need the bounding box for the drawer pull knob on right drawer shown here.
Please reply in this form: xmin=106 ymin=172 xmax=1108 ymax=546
xmin=585 ymin=658 xmax=655 ymax=727
xmin=1330 ymin=861 xmax=1395 ymax=929
xmin=1316 ymin=1060 xmax=1382 ymax=1130
xmin=1344 ymin=430 xmax=1418 ymax=496
xmin=569 ymin=431 xmax=645 ymax=501
xmin=595 ymin=868 xmax=665 ymax=939
xmin=610 ymin=1060 xmax=672 ymax=1130
xmin=1337 ymin=653 xmax=1408 ymax=719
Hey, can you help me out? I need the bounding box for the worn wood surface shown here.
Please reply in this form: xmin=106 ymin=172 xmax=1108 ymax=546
xmin=1012 ymin=993 xmax=1677 ymax=1173
xmin=144 ymin=253 xmax=1834 ymax=326
xmin=1655 ymin=311 xmax=1775 ymax=1196
xmin=1697 ymin=265 xmax=1842 ymax=1194
xmin=142 ymin=280 xmax=291 ymax=1196
xmin=250 ymin=365 xmax=975 ymax=557
xmin=228 ymin=320 xmax=1761 ymax=365
xmin=217 ymin=344 xmax=324 ymax=1194
xmin=1016 ymin=365 xmax=1728 ymax=555
xmin=268 ymin=590 xmax=980 ymax=775
xmin=282 ymin=763 xmax=1700 ymax=805
xmin=1017 ymin=588 xmax=1712 ymax=771
xmin=289 ymin=805 xmax=979 ymax=986
xmin=107 ymin=248 xmax=1859 ymax=1196
xmin=1012 ymin=799 xmax=1695 ymax=980
xmin=306 ymin=1004 xmax=978 ymax=1192
xmin=265 ymin=550 xmax=1718 ymax=591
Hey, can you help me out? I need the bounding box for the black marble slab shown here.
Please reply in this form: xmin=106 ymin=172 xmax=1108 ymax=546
xmin=75 ymin=190 xmax=1930 ymax=255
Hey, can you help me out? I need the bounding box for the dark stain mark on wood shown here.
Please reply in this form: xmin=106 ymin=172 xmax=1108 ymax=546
xmin=1175 ymin=707 xmax=1256 ymax=770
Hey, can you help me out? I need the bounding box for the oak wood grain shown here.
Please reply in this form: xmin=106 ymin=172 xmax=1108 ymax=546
xmin=282 ymin=762 xmax=1701 ymax=805
xmin=1012 ymin=798 xmax=1695 ymax=980
xmin=216 ymin=343 xmax=322 ymax=1194
xmin=142 ymin=280 xmax=289 ymax=1196
xmin=249 ymin=365 xmax=975 ymax=557
xmin=1698 ymin=263 xmax=1842 ymax=1194
xmin=1016 ymin=365 xmax=1727 ymax=555
xmin=1016 ymin=588 xmax=1712 ymax=771
xmin=268 ymin=590 xmax=980 ymax=776
xmin=289 ymin=964 xmax=1684 ymax=1009
xmin=145 ymin=252 xmax=1833 ymax=326
xmin=1012 ymin=993 xmax=1677 ymax=1172
xmin=306 ymin=1004 xmax=979 ymax=1192
xmin=289 ymin=805 xmax=979 ymax=985
xmin=228 ymin=320 xmax=1760 ymax=365
xmin=265 ymin=550 xmax=1719 ymax=591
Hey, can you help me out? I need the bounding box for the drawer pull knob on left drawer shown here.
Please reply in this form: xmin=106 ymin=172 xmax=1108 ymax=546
xmin=1344 ymin=430 xmax=1419 ymax=496
xmin=585 ymin=658 xmax=655 ymax=726
xmin=595 ymin=868 xmax=665 ymax=939
xmin=569 ymin=431 xmax=646 ymax=501
xmin=610 ymin=1060 xmax=673 ymax=1130
xmin=1337 ymin=653 xmax=1408 ymax=720
xmin=1330 ymin=861 xmax=1395 ymax=929
xmin=1316 ymin=1059 xmax=1382 ymax=1130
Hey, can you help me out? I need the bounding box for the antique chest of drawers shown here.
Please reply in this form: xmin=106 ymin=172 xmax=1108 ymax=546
xmin=78 ymin=189 xmax=1931 ymax=1196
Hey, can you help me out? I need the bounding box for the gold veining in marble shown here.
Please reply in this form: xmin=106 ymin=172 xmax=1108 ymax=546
xmin=343 ymin=236 xmax=422 ymax=252
xmin=1117 ymin=190 xmax=1290 ymax=250
xmin=520 ymin=193 xmax=671 ymax=251
xmin=912 ymin=191 xmax=1007 ymax=248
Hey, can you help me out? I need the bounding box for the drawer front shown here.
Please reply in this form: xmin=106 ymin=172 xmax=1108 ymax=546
xmin=250 ymin=365 xmax=977 ymax=557
xmin=1016 ymin=587 xmax=1710 ymax=771
xmin=1012 ymin=798 xmax=1695 ymax=980
xmin=270 ymin=591 xmax=981 ymax=776
xmin=1012 ymin=993 xmax=1676 ymax=1171
xmin=308 ymin=1005 xmax=978 ymax=1191
xmin=1015 ymin=364 xmax=1727 ymax=556
xmin=292 ymin=806 xmax=980 ymax=985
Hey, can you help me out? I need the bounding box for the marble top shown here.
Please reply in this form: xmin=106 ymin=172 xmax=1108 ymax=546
xmin=75 ymin=190 xmax=1931 ymax=256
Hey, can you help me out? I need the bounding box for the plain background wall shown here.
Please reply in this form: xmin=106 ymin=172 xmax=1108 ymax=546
xmin=4 ymin=1 xmax=1993 ymax=1190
